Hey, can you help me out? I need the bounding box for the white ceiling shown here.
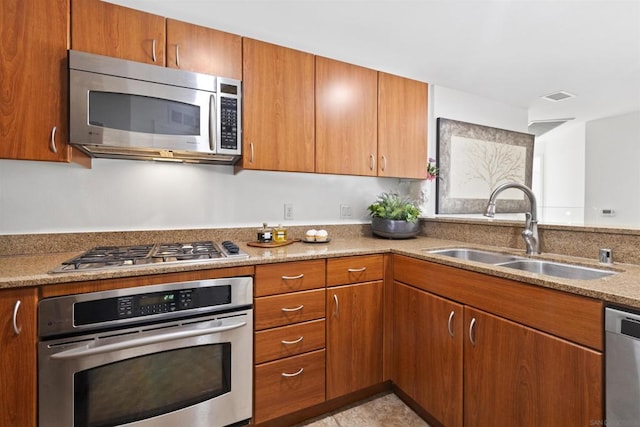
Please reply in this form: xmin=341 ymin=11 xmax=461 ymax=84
xmin=107 ymin=0 xmax=640 ymax=127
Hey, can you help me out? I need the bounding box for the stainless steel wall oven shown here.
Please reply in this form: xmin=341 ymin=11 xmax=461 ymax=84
xmin=38 ymin=277 xmax=252 ymax=427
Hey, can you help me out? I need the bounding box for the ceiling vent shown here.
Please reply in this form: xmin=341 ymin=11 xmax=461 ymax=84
xmin=541 ymin=90 xmax=575 ymax=102
xmin=528 ymin=118 xmax=575 ymax=137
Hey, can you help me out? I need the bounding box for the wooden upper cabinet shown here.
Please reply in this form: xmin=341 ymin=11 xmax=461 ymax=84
xmin=0 ymin=0 xmax=70 ymax=162
xmin=242 ymin=38 xmax=315 ymax=172
xmin=378 ymin=73 xmax=428 ymax=179
xmin=166 ymin=19 xmax=241 ymax=79
xmin=71 ymin=0 xmax=166 ymax=65
xmin=315 ymin=57 xmax=378 ymax=176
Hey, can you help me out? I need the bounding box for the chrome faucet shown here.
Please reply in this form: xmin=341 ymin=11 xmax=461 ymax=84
xmin=484 ymin=182 xmax=540 ymax=255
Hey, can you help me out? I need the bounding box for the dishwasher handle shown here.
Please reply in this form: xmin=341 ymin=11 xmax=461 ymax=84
xmin=621 ymin=319 xmax=640 ymax=339
xmin=606 ymin=307 xmax=640 ymax=337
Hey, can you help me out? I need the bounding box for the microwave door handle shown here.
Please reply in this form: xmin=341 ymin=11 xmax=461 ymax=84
xmin=209 ymin=94 xmax=216 ymax=152
xmin=49 ymin=320 xmax=247 ymax=360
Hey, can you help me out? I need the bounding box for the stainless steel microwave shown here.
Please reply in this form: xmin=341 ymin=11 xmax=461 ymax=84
xmin=69 ymin=50 xmax=242 ymax=164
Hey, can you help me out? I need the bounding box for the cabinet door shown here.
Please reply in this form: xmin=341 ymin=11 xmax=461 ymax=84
xmin=242 ymin=38 xmax=315 ymax=172
xmin=315 ymin=57 xmax=378 ymax=176
xmin=71 ymin=0 xmax=166 ymax=65
xmin=166 ymin=19 xmax=241 ymax=79
xmin=0 ymin=0 xmax=70 ymax=162
xmin=326 ymin=281 xmax=383 ymax=399
xmin=393 ymin=282 xmax=463 ymax=427
xmin=0 ymin=288 xmax=37 ymax=426
xmin=464 ymin=307 xmax=602 ymax=427
xmin=378 ymin=73 xmax=428 ymax=179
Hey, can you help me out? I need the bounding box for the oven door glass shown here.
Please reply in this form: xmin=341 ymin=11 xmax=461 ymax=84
xmin=73 ymin=344 xmax=231 ymax=427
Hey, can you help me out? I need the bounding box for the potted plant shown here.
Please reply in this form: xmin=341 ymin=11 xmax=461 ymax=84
xmin=367 ymin=192 xmax=421 ymax=238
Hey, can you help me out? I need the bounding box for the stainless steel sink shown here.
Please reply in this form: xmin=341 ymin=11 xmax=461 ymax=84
xmin=426 ymin=248 xmax=525 ymax=264
xmin=426 ymin=247 xmax=616 ymax=280
xmin=497 ymin=259 xmax=615 ymax=280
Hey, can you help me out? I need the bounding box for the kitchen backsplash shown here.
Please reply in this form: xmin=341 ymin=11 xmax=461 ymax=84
xmin=2 ymin=219 xmax=640 ymax=266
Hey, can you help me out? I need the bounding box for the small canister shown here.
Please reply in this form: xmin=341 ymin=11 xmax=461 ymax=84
xmin=273 ymin=224 xmax=287 ymax=243
xmin=257 ymin=223 xmax=273 ymax=243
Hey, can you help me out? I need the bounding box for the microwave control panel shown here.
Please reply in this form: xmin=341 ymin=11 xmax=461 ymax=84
xmin=220 ymin=96 xmax=238 ymax=150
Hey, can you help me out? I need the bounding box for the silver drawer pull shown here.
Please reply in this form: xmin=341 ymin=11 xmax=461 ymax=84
xmin=50 ymin=126 xmax=58 ymax=153
xmin=281 ymin=305 xmax=304 ymax=312
xmin=281 ymin=368 xmax=304 ymax=377
xmin=469 ymin=317 xmax=477 ymax=346
xmin=347 ymin=267 xmax=367 ymax=273
xmin=447 ymin=311 xmax=455 ymax=337
xmin=12 ymin=300 xmax=22 ymax=335
xmin=281 ymin=336 xmax=304 ymax=345
xmin=282 ymin=273 xmax=304 ymax=280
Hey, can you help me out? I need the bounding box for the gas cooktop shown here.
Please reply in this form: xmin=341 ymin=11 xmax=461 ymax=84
xmin=51 ymin=240 xmax=249 ymax=273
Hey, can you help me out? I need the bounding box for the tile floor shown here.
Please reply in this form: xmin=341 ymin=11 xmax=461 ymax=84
xmin=293 ymin=392 xmax=430 ymax=427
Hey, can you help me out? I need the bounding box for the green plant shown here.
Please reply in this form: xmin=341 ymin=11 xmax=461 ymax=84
xmin=367 ymin=192 xmax=421 ymax=223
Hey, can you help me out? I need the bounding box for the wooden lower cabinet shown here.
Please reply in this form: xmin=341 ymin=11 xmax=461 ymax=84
xmin=464 ymin=306 xmax=602 ymax=426
xmin=0 ymin=288 xmax=37 ymax=426
xmin=393 ymin=256 xmax=604 ymax=427
xmin=254 ymin=319 xmax=325 ymax=364
xmin=326 ymin=281 xmax=384 ymax=400
xmin=393 ymin=282 xmax=463 ymax=427
xmin=253 ymin=261 xmax=328 ymax=424
xmin=254 ymin=288 xmax=326 ymax=330
xmin=254 ymin=349 xmax=326 ymax=423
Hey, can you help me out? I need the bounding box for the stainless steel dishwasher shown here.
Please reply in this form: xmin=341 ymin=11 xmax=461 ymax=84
xmin=605 ymin=307 xmax=640 ymax=425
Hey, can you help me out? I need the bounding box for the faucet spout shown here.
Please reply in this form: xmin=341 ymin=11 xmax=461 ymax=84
xmin=484 ymin=182 xmax=540 ymax=255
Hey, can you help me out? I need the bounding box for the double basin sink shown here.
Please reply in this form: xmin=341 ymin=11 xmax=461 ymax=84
xmin=426 ymin=248 xmax=616 ymax=280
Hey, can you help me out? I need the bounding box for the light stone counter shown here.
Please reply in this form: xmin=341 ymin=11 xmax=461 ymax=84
xmin=2 ymin=235 xmax=640 ymax=309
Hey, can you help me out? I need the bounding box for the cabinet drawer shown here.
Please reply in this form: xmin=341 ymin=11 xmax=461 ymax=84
xmin=254 ymin=349 xmax=326 ymax=424
xmin=255 ymin=319 xmax=325 ymax=364
xmin=255 ymin=260 xmax=326 ymax=297
xmin=255 ymin=289 xmax=326 ymax=330
xmin=327 ymin=255 xmax=384 ymax=286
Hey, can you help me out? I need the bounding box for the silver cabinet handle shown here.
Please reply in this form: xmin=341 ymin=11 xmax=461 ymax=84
xmin=381 ymin=155 xmax=387 ymax=171
xmin=281 ymin=305 xmax=304 ymax=312
xmin=282 ymin=274 xmax=304 ymax=280
xmin=469 ymin=317 xmax=477 ymax=346
xmin=175 ymin=44 xmax=180 ymax=67
xmin=281 ymin=368 xmax=304 ymax=377
xmin=281 ymin=336 xmax=304 ymax=345
xmin=347 ymin=267 xmax=367 ymax=273
xmin=12 ymin=300 xmax=22 ymax=335
xmin=50 ymin=126 xmax=57 ymax=153
xmin=152 ymin=39 xmax=157 ymax=62
xmin=250 ymin=143 xmax=255 ymax=163
xmin=333 ymin=294 xmax=339 ymax=317
xmin=447 ymin=311 xmax=455 ymax=337
xmin=369 ymin=154 xmax=375 ymax=170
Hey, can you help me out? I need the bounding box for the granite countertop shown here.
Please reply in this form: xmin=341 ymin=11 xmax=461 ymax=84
xmin=2 ymin=236 xmax=640 ymax=308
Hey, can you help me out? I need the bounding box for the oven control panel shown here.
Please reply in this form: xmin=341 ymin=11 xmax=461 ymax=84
xmin=38 ymin=277 xmax=253 ymax=338
xmin=117 ymin=289 xmax=203 ymax=316
xmin=75 ymin=286 xmax=232 ymax=326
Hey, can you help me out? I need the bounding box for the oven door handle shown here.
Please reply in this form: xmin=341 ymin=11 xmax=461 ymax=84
xmin=49 ymin=320 xmax=247 ymax=360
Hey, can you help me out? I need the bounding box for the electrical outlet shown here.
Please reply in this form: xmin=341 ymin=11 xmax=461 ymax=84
xmin=340 ymin=204 xmax=352 ymax=219
xmin=284 ymin=203 xmax=294 ymax=220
